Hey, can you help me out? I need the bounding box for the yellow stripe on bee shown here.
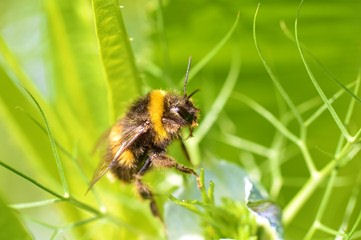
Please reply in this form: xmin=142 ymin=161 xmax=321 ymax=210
xmin=148 ymin=90 xmax=168 ymax=143
xmin=119 ymin=150 xmax=135 ymax=168
xmin=109 ymin=124 xmax=135 ymax=168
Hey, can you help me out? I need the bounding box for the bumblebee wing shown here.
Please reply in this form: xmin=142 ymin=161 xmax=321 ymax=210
xmin=86 ymin=122 xmax=149 ymax=193
xmin=91 ymin=127 xmax=111 ymax=155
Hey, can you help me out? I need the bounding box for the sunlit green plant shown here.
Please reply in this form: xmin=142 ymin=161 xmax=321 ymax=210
xmin=0 ymin=0 xmax=360 ymax=239
xmin=170 ymin=170 xmax=259 ymax=240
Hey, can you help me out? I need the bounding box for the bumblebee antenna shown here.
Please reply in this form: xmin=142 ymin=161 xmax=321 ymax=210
xmin=183 ymin=56 xmax=192 ymax=96
xmin=187 ymin=89 xmax=200 ymax=99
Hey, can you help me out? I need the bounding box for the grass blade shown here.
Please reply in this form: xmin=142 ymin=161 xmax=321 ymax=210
xmin=253 ymin=3 xmax=303 ymax=126
xmin=21 ymin=87 xmax=69 ymax=196
xmin=92 ymin=0 xmax=141 ymax=120
xmin=280 ymin=21 xmax=361 ymax=105
xmin=295 ymin=0 xmax=351 ymax=141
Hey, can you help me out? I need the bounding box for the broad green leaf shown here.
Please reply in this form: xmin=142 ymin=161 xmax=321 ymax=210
xmin=0 ymin=195 xmax=31 ymax=240
xmin=92 ymin=0 xmax=141 ymax=121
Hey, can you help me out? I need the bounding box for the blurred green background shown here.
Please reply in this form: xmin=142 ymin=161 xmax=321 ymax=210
xmin=0 ymin=0 xmax=361 ymax=239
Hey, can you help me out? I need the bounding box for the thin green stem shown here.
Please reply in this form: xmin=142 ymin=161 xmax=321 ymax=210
xmin=317 ymin=222 xmax=346 ymax=237
xmin=280 ymin=20 xmax=361 ymax=105
xmin=269 ymin=91 xmax=287 ymax=198
xmin=315 ymin=170 xmax=337 ymax=221
xmin=337 ymin=174 xmax=361 ymax=240
xmin=22 ymin=87 xmax=69 ymax=196
xmin=60 ymin=216 xmax=102 ymax=231
xmin=239 ymin=152 xmax=261 ymax=180
xmin=0 ymin=160 xmax=100 ymax=216
xmin=233 ymin=93 xmax=300 ymax=145
xmin=18 ymin=109 xmax=103 ymax=207
xmin=0 ymin=160 xmax=141 ymax=235
xmin=234 ymin=92 xmax=320 ymax=175
xmin=282 ymin=97 xmax=320 ymax=125
xmin=22 ymin=214 xmax=57 ymax=229
xmin=298 ymin=141 xmax=318 ymax=177
xmin=283 ymin=173 xmax=323 ymax=225
xmin=304 ymin=170 xmax=337 ymax=240
xmin=335 ymin=74 xmax=361 ymax=155
xmin=268 ymin=132 xmax=284 ymax=199
xmin=0 ymin=36 xmax=45 ymax=105
xmin=305 ymin=81 xmax=358 ymax=127
xmin=0 ymin=160 xmax=63 ymax=199
xmin=295 ymin=0 xmax=351 ymax=141
xmin=186 ymin=55 xmax=241 ymax=165
xmin=9 ymin=199 xmax=63 ymax=209
xmin=222 ymin=134 xmax=273 ymax=157
xmin=284 ymin=128 xmax=361 ymax=225
xmin=49 ymin=230 xmax=59 ymax=240
xmin=350 ymin=230 xmax=361 ymax=239
xmin=347 ymin=207 xmax=361 ymax=239
xmin=253 ymin=3 xmax=303 ymax=127
xmin=304 ymin=222 xmax=316 ymax=240
xmin=192 ymin=55 xmax=241 ymax=144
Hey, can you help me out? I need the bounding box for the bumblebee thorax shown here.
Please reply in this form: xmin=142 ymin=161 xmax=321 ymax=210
xmin=148 ymin=90 xmax=169 ymax=144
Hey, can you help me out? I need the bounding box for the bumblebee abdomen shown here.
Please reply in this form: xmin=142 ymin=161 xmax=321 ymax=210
xmin=111 ymin=163 xmax=137 ymax=182
xmin=108 ymin=122 xmax=137 ymax=168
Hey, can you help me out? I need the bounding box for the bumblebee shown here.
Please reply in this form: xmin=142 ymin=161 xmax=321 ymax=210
xmin=88 ymin=58 xmax=199 ymax=217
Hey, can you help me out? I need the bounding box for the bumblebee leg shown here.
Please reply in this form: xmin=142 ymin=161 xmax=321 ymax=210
xmin=134 ymin=158 xmax=161 ymax=219
xmin=150 ymin=153 xmax=200 ymax=188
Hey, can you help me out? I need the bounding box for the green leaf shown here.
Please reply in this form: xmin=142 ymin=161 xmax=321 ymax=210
xmin=0 ymin=195 xmax=32 ymax=240
xmin=92 ymin=0 xmax=141 ymax=121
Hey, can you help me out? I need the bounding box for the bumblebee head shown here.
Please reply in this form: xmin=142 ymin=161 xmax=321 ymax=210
xmin=169 ymin=57 xmax=200 ymax=128
xmin=171 ymin=96 xmax=199 ymax=127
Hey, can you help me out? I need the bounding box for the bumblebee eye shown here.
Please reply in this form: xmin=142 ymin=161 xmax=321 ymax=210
xmin=177 ymin=107 xmax=194 ymax=123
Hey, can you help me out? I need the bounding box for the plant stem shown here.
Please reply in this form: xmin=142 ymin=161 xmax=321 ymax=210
xmin=284 ymin=129 xmax=361 ymax=225
xmin=295 ymin=0 xmax=351 ymax=141
xmin=10 ymin=199 xmax=63 ymax=209
xmin=253 ymin=3 xmax=303 ymax=127
xmin=0 ymin=160 xmax=100 ymax=215
xmin=22 ymin=87 xmax=69 ymax=196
